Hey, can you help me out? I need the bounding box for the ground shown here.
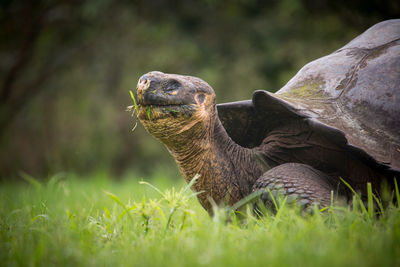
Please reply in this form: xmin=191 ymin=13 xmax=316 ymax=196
xmin=0 ymin=172 xmax=399 ymax=267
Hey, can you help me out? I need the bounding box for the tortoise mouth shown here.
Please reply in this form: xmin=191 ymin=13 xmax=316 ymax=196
xmin=135 ymin=87 xmax=198 ymax=121
xmin=136 ymin=103 xmax=198 ymax=121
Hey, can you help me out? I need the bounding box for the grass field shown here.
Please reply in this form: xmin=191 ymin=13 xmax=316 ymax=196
xmin=1 ymin=173 xmax=400 ymax=267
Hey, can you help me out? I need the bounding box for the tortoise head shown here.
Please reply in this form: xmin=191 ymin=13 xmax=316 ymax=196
xmin=136 ymin=71 xmax=216 ymax=146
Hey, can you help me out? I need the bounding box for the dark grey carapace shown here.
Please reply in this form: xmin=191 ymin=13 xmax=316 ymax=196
xmin=219 ymin=19 xmax=400 ymax=172
xmin=217 ymin=19 xmax=400 ymax=206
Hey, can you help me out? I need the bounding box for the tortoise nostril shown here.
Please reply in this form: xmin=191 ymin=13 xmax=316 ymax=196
xmin=137 ymin=78 xmax=151 ymax=92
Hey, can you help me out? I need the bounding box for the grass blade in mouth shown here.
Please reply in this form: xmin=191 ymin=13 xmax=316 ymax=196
xmin=129 ymin=90 xmax=139 ymax=112
xmin=128 ymin=90 xmax=141 ymax=131
xmin=164 ymin=107 xmax=179 ymax=113
xmin=146 ymin=106 xmax=151 ymax=120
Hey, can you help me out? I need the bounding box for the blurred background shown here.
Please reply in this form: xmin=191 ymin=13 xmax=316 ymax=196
xmin=1 ymin=0 xmax=399 ymax=180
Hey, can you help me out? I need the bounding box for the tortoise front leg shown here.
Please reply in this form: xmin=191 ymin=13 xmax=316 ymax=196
xmin=252 ymin=163 xmax=335 ymax=208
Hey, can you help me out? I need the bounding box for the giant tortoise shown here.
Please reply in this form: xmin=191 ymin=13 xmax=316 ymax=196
xmin=131 ymin=19 xmax=400 ymax=213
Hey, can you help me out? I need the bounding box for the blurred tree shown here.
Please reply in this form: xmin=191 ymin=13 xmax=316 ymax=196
xmin=0 ymin=0 xmax=398 ymax=179
xmin=0 ymin=0 xmax=86 ymax=134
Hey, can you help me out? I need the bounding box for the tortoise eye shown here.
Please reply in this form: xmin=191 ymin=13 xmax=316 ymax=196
xmin=163 ymin=79 xmax=181 ymax=92
xmin=196 ymin=94 xmax=205 ymax=104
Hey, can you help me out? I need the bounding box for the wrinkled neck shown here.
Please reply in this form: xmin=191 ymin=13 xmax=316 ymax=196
xmin=212 ymin=119 xmax=264 ymax=187
xmin=166 ymin=116 xmax=263 ymax=211
xmin=166 ymin=117 xmax=214 ymax=177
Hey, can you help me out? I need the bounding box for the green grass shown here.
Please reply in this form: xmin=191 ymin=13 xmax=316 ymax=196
xmin=1 ymin=173 xmax=400 ymax=267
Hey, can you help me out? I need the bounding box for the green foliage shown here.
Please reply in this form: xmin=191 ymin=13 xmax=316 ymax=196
xmin=1 ymin=173 xmax=400 ymax=266
xmin=2 ymin=0 xmax=396 ymax=177
xmin=395 ymin=178 xmax=400 ymax=206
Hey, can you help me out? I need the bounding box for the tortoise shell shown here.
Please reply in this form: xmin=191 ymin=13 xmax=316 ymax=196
xmin=217 ymin=19 xmax=400 ymax=174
